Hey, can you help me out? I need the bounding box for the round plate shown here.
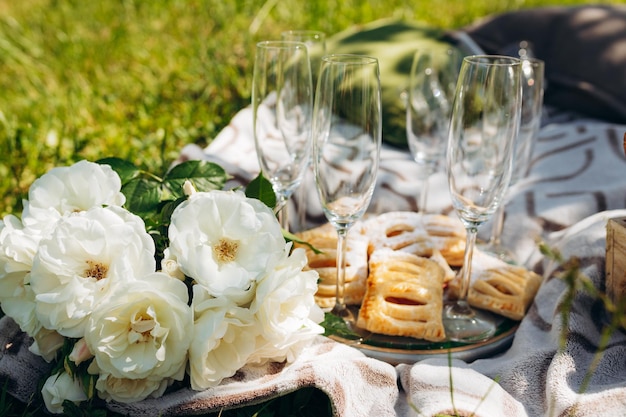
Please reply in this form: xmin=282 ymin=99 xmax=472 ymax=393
xmin=322 ymin=307 xmax=519 ymax=365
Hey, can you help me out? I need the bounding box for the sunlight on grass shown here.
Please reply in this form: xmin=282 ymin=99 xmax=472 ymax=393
xmin=0 ymin=0 xmax=618 ymax=216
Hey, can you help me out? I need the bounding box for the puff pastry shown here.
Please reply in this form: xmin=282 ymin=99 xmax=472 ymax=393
xmin=294 ymin=222 xmax=369 ymax=308
xmin=449 ymin=250 xmax=543 ymax=320
xmin=364 ymin=212 xmax=432 ymax=255
xmin=421 ymin=213 xmax=466 ymax=267
xmin=363 ymin=211 xmax=466 ymax=267
xmin=356 ymin=249 xmax=446 ymax=341
xmin=364 ymin=211 xmax=465 ymax=266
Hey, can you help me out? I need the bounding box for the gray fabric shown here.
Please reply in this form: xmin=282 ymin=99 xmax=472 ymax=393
xmin=463 ymin=5 xmax=626 ymax=124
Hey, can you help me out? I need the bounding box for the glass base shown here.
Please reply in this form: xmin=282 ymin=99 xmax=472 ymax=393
xmin=443 ymin=301 xmax=496 ymax=343
xmin=331 ymin=303 xmax=356 ymax=324
xmin=477 ymin=239 xmax=517 ymax=264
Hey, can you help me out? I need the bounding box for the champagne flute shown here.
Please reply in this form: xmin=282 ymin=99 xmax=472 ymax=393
xmin=281 ymin=30 xmax=327 ymax=231
xmin=445 ymin=55 xmax=522 ymax=342
xmin=312 ymin=54 xmax=382 ymax=319
xmin=280 ymin=30 xmax=326 ymax=86
xmin=484 ymin=58 xmax=545 ymax=262
xmin=406 ymin=47 xmax=461 ymax=213
xmin=252 ymin=41 xmax=313 ymax=231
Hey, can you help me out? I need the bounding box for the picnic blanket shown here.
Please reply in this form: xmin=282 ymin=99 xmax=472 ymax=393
xmin=174 ymin=102 xmax=626 ymax=416
xmin=3 ymin=6 xmax=626 ymax=417
xmin=2 ymin=102 xmax=625 ymax=417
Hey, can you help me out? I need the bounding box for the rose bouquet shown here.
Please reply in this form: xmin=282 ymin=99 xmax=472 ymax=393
xmin=0 ymin=159 xmax=324 ymax=414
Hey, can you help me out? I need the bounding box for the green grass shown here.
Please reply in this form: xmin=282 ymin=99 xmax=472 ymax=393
xmin=0 ymin=0 xmax=620 ymax=217
xmin=0 ymin=0 xmax=623 ymax=415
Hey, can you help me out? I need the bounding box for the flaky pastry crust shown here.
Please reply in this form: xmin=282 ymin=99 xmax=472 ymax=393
xmin=356 ymin=249 xmax=446 ymax=341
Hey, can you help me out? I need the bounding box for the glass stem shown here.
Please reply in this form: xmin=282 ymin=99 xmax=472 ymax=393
xmin=297 ymin=185 xmax=306 ymax=232
xmin=489 ymin=204 xmax=505 ymax=247
xmin=274 ymin=196 xmax=289 ymax=232
xmin=418 ymin=176 xmax=429 ymax=214
xmin=458 ymin=225 xmax=478 ymax=302
xmin=334 ymin=227 xmax=348 ymax=312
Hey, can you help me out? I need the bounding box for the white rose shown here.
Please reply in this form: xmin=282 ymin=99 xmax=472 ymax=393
xmin=0 ymin=283 xmax=40 ymax=337
xmin=30 ymin=205 xmax=156 ymax=338
xmin=182 ymin=179 xmax=197 ymax=196
xmin=29 ymin=327 xmax=65 ymax=362
xmin=160 ymin=249 xmax=186 ymax=281
xmin=0 ymin=216 xmax=38 ymax=307
xmin=85 ymin=272 xmax=192 ymax=382
xmin=249 ymin=247 xmax=324 ymax=364
xmin=168 ymin=190 xmax=285 ymax=305
xmin=0 ymin=215 xmax=49 ymax=339
xmin=0 ymin=215 xmax=39 ymax=294
xmin=92 ymin=370 xmax=171 ymax=404
xmin=22 ymin=160 xmax=125 ymax=233
xmin=41 ymin=372 xmax=88 ymax=414
xmin=189 ymin=284 xmax=258 ymax=390
xmin=69 ymin=338 xmax=93 ymax=366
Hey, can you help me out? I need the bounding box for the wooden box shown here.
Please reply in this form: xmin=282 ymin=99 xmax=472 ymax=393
xmin=605 ymin=217 xmax=626 ymax=310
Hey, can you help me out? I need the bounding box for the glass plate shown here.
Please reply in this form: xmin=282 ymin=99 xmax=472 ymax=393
xmin=322 ymin=307 xmax=519 ymax=365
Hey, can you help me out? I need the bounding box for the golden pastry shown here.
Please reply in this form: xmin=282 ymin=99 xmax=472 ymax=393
xmin=448 ymin=250 xmax=543 ymax=320
xmin=363 ymin=211 xmax=466 ymax=267
xmin=293 ymin=222 xmax=369 ymax=308
xmin=356 ymin=249 xmax=446 ymax=342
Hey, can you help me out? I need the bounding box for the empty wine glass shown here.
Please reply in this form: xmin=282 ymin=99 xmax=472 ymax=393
xmin=252 ymin=41 xmax=313 ymax=231
xmin=281 ymin=30 xmax=327 ymax=231
xmin=312 ymin=54 xmax=382 ymax=319
xmin=281 ymin=30 xmax=326 ymax=86
xmin=483 ymin=58 xmax=544 ymax=262
xmin=445 ymin=55 xmax=522 ymax=342
xmin=406 ymin=47 xmax=462 ymax=213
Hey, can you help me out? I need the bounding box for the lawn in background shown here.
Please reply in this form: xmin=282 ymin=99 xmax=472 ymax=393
xmin=0 ymin=0 xmax=617 ymax=217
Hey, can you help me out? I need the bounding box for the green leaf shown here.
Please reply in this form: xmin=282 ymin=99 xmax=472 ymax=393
xmin=163 ymin=160 xmax=228 ymax=198
xmin=283 ymin=230 xmax=323 ymax=254
xmin=159 ymin=197 xmax=187 ymax=225
xmin=121 ymin=178 xmax=163 ymax=214
xmin=96 ymin=157 xmax=142 ymax=184
xmin=81 ymin=373 xmax=97 ymax=400
xmin=245 ymin=173 xmax=276 ymax=208
xmin=151 ymin=196 xmax=187 ymax=264
xmin=321 ymin=312 xmax=362 ymax=341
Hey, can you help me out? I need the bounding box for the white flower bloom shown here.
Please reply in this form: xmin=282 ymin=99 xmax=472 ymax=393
xmin=182 ymin=179 xmax=197 ymax=196
xmin=30 ymin=205 xmax=156 ymax=338
xmin=0 ymin=283 xmax=39 ymax=336
xmin=189 ymin=284 xmax=258 ymax=390
xmin=168 ymin=190 xmax=285 ymax=305
xmin=160 ymin=249 xmax=186 ymax=281
xmin=0 ymin=215 xmax=39 ymax=299
xmin=41 ymin=372 xmax=88 ymax=414
xmin=22 ymin=160 xmax=125 ymax=233
xmin=85 ymin=272 xmax=192 ymax=382
xmin=1 ymin=216 xmax=65 ymax=361
xmin=93 ymin=372 xmax=171 ymax=404
xmin=248 ymin=247 xmax=324 ymax=364
xmin=0 ymin=215 xmax=45 ymax=337
xmin=29 ymin=327 xmax=65 ymax=362
xmin=69 ymin=338 xmax=93 ymax=366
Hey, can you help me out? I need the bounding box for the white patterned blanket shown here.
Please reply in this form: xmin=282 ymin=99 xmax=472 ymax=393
xmin=175 ymin=104 xmax=626 ymax=417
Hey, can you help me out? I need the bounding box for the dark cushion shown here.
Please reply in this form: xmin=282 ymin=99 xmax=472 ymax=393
xmin=463 ymin=5 xmax=626 ymax=123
